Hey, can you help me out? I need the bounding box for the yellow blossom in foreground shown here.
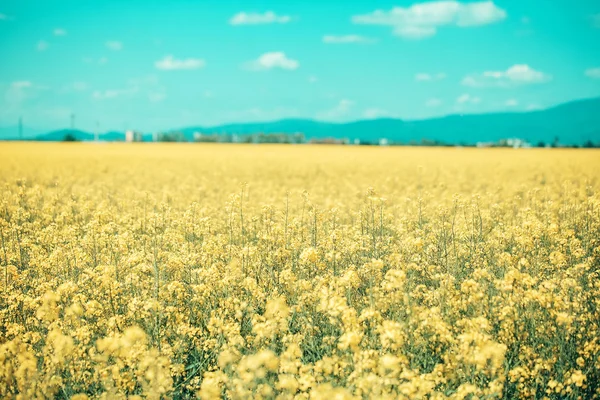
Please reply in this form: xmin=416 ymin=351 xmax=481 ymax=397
xmin=0 ymin=143 xmax=599 ymax=399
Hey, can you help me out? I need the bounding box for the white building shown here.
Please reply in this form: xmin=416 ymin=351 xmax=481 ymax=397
xmin=125 ymin=130 xmax=142 ymax=142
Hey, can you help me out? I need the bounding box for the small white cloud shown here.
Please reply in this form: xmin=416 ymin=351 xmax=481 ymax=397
xmin=462 ymin=64 xmax=551 ymax=87
xmin=591 ymin=13 xmax=600 ymax=28
xmin=426 ymin=98 xmax=442 ymax=107
xmin=204 ymin=90 xmax=213 ymax=98
xmin=585 ymin=67 xmax=600 ymax=79
xmin=308 ymin=75 xmax=318 ymax=83
xmin=526 ymin=103 xmax=542 ymax=111
xmin=106 ymin=41 xmax=123 ymax=51
xmin=92 ymin=90 xmax=120 ymax=100
xmin=155 ymin=55 xmax=206 ymax=70
xmin=246 ymin=52 xmax=299 ymax=71
xmin=352 ymin=1 xmax=506 ymax=39
xmin=127 ymin=74 xmax=159 ymax=86
xmin=148 ymin=92 xmax=166 ymax=102
xmin=37 ymin=40 xmax=49 ymax=51
xmin=415 ymin=72 xmax=446 ymax=82
xmin=318 ymin=99 xmax=355 ymax=121
xmin=456 ymin=94 xmax=481 ymax=104
xmin=6 ymin=81 xmax=35 ymax=104
xmin=53 ymin=28 xmax=67 ymax=36
xmin=363 ymin=108 xmax=394 ymax=119
xmin=92 ymin=87 xmax=137 ymax=100
xmin=72 ymin=81 xmax=88 ymax=91
xmin=230 ymin=11 xmax=291 ymax=25
xmin=84 ymin=57 xmax=108 ymax=65
xmin=505 ymin=99 xmax=518 ymax=107
xmin=322 ymin=35 xmax=376 ymax=44
xmin=11 ymin=81 xmax=33 ymax=88
xmin=521 ymin=16 xmax=530 ymax=24
xmin=0 ymin=13 xmax=13 ymax=21
xmin=58 ymin=81 xmax=88 ymax=94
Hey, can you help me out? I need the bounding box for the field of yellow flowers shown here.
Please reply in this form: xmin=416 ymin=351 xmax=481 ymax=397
xmin=1 ymin=142 xmax=599 ymax=399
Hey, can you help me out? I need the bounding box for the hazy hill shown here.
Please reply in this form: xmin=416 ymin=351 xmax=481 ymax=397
xmin=36 ymin=130 xmax=126 ymax=142
xmin=30 ymin=96 xmax=600 ymax=145
xmin=177 ymin=97 xmax=600 ymax=145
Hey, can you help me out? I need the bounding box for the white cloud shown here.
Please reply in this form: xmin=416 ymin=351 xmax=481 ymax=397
xmin=58 ymin=81 xmax=88 ymax=94
xmin=5 ymin=81 xmax=35 ymax=105
xmin=72 ymin=81 xmax=88 ymax=91
xmin=148 ymin=92 xmax=166 ymax=102
xmin=456 ymin=94 xmax=481 ymax=104
xmin=505 ymin=99 xmax=518 ymax=107
xmin=317 ymin=99 xmax=355 ymax=121
xmin=92 ymin=87 xmax=138 ymax=100
xmin=155 ymin=55 xmax=206 ymax=70
xmin=363 ymin=108 xmax=394 ymax=119
xmin=106 ymin=41 xmax=123 ymax=51
xmin=92 ymin=90 xmax=122 ymax=100
xmin=11 ymin=81 xmax=32 ymax=88
xmin=308 ymin=75 xmax=318 ymax=84
xmin=0 ymin=13 xmax=13 ymax=21
xmin=462 ymin=64 xmax=551 ymax=87
xmin=126 ymin=74 xmax=166 ymax=102
xmin=521 ymin=16 xmax=530 ymax=24
xmin=352 ymin=1 xmax=506 ymax=39
xmin=426 ymin=98 xmax=442 ymax=107
xmin=37 ymin=40 xmax=49 ymax=51
xmin=1 ymin=81 xmax=50 ymax=120
xmin=127 ymin=74 xmax=159 ymax=86
xmin=230 ymin=11 xmax=291 ymax=25
xmin=246 ymin=52 xmax=299 ymax=71
xmin=322 ymin=35 xmax=376 ymax=44
xmin=585 ymin=67 xmax=600 ymax=79
xmin=53 ymin=28 xmax=67 ymax=36
xmin=83 ymin=57 xmax=108 ymax=65
xmin=415 ymin=72 xmax=446 ymax=81
xmin=591 ymin=13 xmax=600 ymax=28
xmin=526 ymin=103 xmax=542 ymax=111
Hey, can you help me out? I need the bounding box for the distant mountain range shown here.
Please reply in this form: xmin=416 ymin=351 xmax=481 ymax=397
xmin=2 ymin=97 xmax=600 ymax=145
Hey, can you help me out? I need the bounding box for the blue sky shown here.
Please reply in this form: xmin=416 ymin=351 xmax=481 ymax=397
xmin=1 ymin=0 xmax=600 ymax=132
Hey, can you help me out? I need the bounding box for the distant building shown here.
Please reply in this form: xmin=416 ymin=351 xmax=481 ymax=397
xmin=506 ymin=138 xmax=531 ymax=148
xmin=477 ymin=138 xmax=531 ymax=148
xmin=309 ymin=137 xmax=348 ymax=145
xmin=125 ymin=130 xmax=143 ymax=142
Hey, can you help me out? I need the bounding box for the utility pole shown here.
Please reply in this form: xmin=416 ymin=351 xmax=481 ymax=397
xmin=18 ymin=117 xmax=23 ymax=140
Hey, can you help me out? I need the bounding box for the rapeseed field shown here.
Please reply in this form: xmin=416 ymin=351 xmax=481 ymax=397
xmin=0 ymin=143 xmax=599 ymax=399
